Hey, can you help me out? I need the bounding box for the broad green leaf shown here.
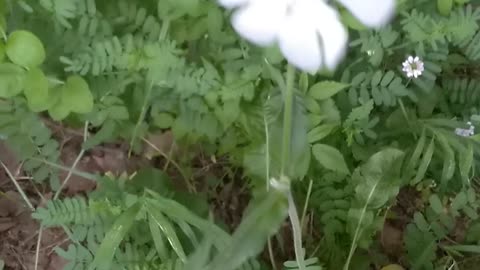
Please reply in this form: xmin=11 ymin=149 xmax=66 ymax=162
xmin=345 ymin=149 xmax=404 ymax=269
xmin=429 ymin=195 xmax=444 ymax=214
xmin=405 ymin=225 xmax=437 ymax=270
xmin=146 ymin=201 xmax=187 ymax=262
xmin=6 ymin=30 xmax=45 ymax=68
xmin=413 ymin=137 xmax=435 ymax=184
xmin=0 ymin=63 xmax=25 ymax=97
xmin=89 ymin=202 xmax=141 ymax=270
xmin=312 ymin=144 xmax=349 ymax=175
xmin=63 ymin=75 xmax=94 ymax=113
xmin=437 ymin=0 xmax=453 ymax=16
xmin=308 ymin=81 xmax=350 ymax=100
xmin=208 ymin=190 xmax=288 ymax=270
xmin=24 ymin=67 xmax=49 ymax=112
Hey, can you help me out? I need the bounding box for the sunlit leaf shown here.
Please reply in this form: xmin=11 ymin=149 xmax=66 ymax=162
xmin=6 ymin=30 xmax=45 ymax=68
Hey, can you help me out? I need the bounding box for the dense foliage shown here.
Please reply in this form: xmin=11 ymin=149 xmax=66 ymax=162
xmin=2 ymin=0 xmax=480 ymax=269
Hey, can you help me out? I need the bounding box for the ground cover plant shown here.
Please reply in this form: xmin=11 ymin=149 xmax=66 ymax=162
xmin=1 ymin=0 xmax=480 ymax=269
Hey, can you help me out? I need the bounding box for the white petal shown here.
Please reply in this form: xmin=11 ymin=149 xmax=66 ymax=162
xmin=304 ymin=0 xmax=347 ymax=69
xmin=338 ymin=0 xmax=395 ymax=28
xmin=231 ymin=0 xmax=286 ymax=46
xmin=218 ymin=0 xmax=250 ymax=9
xmin=277 ymin=7 xmax=322 ymax=72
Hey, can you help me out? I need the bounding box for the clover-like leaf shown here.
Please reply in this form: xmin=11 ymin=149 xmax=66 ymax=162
xmin=63 ymin=75 xmax=94 ymax=113
xmin=24 ymin=67 xmax=50 ymax=112
xmin=6 ymin=30 xmax=45 ymax=68
xmin=0 ymin=63 xmax=25 ymax=97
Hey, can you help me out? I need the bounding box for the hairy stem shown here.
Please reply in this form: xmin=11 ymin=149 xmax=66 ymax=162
xmin=280 ymin=65 xmax=295 ymax=176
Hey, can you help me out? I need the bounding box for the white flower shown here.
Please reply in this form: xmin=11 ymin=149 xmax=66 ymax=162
xmin=218 ymin=0 xmax=396 ymax=73
xmin=455 ymin=121 xmax=475 ymax=137
xmin=402 ymin=56 xmax=425 ymax=78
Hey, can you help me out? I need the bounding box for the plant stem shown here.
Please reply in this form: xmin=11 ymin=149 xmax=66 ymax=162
xmin=289 ymin=192 xmax=306 ymax=270
xmin=280 ymin=65 xmax=295 ymax=176
xmin=54 ymin=121 xmax=89 ymax=200
xmin=300 ymin=179 xmax=313 ymax=229
xmin=0 ymin=161 xmax=34 ymax=211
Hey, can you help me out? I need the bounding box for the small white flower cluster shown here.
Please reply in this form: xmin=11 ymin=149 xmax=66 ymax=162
xmin=217 ymin=0 xmax=396 ymax=73
xmin=455 ymin=121 xmax=475 ymax=137
xmin=402 ymin=56 xmax=425 ymax=78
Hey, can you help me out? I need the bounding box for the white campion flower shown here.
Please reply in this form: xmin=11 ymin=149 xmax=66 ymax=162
xmin=218 ymin=0 xmax=396 ymax=73
xmin=402 ymin=56 xmax=425 ymax=78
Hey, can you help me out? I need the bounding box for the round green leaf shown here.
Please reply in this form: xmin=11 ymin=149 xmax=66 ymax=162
xmin=0 ymin=63 xmax=25 ymax=97
xmin=6 ymin=30 xmax=46 ymax=68
xmin=48 ymin=86 xmax=70 ymax=121
xmin=437 ymin=0 xmax=453 ymax=16
xmin=63 ymin=75 xmax=94 ymax=114
xmin=24 ymin=68 xmax=50 ymax=112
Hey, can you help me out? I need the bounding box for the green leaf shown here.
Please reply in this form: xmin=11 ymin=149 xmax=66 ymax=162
xmin=48 ymin=87 xmax=71 ymax=121
xmin=459 ymin=143 xmax=474 ymax=184
xmin=307 ymin=124 xmax=337 ymax=143
xmin=413 ymin=137 xmax=435 ymax=184
xmin=413 ymin=212 xmax=429 ymax=232
xmin=437 ymin=134 xmax=455 ymax=186
xmin=405 ymin=224 xmax=437 ymax=270
xmin=404 ymin=129 xmax=426 ymax=180
xmin=6 ymin=30 xmax=45 ymax=68
xmin=0 ymin=63 xmax=25 ymax=97
xmin=451 ymin=192 xmax=467 ymax=213
xmin=308 ymin=81 xmax=350 ymax=100
xmin=437 ymin=0 xmax=453 ymax=16
xmin=209 ymin=190 xmax=288 ymax=270
xmin=340 ymin=9 xmax=367 ymax=30
xmin=24 ymin=67 xmax=50 ymax=112
xmin=89 ymin=202 xmax=141 ymax=270
xmin=429 ymin=195 xmax=444 ymax=215
xmin=146 ymin=201 xmax=187 ymax=262
xmin=312 ymin=144 xmax=350 ymax=174
xmin=346 ymin=148 xmax=404 ymax=269
xmin=63 ymin=75 xmax=94 ymax=113
xmin=446 ymin=245 xmax=480 ymax=254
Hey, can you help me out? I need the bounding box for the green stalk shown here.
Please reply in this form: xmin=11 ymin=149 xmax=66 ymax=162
xmin=280 ymin=65 xmax=295 ymax=176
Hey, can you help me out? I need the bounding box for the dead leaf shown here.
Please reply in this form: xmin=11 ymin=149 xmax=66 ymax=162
xmin=381 ymin=222 xmax=403 ymax=256
xmin=0 ymin=191 xmax=28 ymax=217
xmin=91 ymin=148 xmax=128 ymax=175
xmin=0 ymin=217 xmax=15 ymax=232
xmin=60 ymin=145 xmax=97 ymax=195
xmin=0 ymin=142 xmax=19 ymax=176
xmin=142 ymin=131 xmax=177 ymax=160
